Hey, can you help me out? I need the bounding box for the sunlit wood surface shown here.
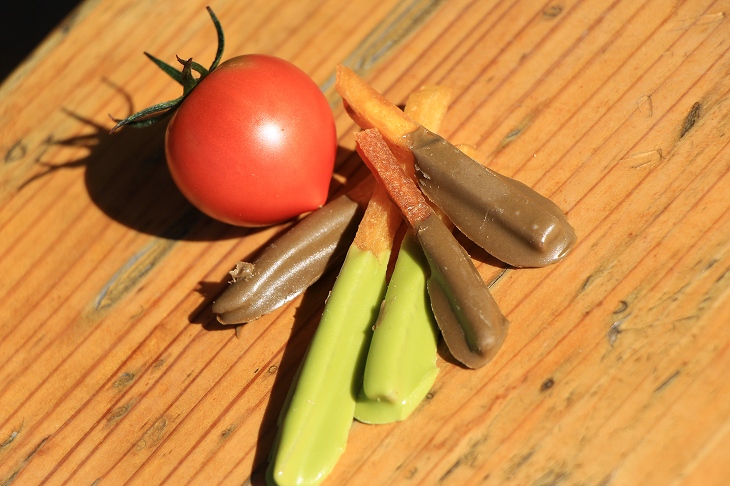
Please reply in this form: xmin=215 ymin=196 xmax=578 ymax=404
xmin=1 ymin=0 xmax=729 ymax=484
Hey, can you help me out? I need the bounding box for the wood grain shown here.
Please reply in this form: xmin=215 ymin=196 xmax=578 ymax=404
xmin=1 ymin=0 xmax=728 ymax=484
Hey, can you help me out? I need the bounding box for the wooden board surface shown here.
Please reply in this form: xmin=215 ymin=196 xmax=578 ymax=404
xmin=1 ymin=0 xmax=729 ymax=484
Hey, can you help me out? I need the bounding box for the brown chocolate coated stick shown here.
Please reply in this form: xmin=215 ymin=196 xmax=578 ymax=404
xmin=355 ymin=128 xmax=508 ymax=369
xmin=213 ymin=178 xmax=373 ymax=324
xmin=337 ymin=65 xmax=576 ymax=268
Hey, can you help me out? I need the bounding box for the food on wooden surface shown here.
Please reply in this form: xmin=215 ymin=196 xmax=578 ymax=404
xmin=336 ymin=65 xmax=576 ymax=267
xmin=268 ymin=184 xmax=402 ymax=486
xmin=356 ymin=128 xmax=508 ymax=369
xmin=212 ymin=179 xmax=373 ymax=324
xmin=269 ymin=84 xmax=453 ymax=484
xmin=112 ymin=8 xmax=336 ymax=227
xmin=211 ymin=83 xmax=451 ymax=331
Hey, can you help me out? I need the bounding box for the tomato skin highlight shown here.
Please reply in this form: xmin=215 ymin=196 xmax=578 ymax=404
xmin=165 ymin=55 xmax=336 ymax=226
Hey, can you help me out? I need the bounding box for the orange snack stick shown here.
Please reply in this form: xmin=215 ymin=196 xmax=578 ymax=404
xmin=336 ymin=65 xmax=418 ymax=164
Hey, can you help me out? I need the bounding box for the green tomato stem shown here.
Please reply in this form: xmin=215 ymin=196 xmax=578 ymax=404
xmin=110 ymin=6 xmax=225 ymax=132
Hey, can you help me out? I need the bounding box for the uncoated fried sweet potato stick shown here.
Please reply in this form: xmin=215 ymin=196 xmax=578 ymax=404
xmin=336 ymin=65 xmax=418 ymax=164
xmin=356 ymin=130 xmax=429 ymax=227
xmin=356 ymin=128 xmax=509 ymax=369
xmin=403 ymin=85 xmax=453 ymax=152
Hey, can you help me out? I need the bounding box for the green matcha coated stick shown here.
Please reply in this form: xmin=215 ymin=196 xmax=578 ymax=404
xmin=353 ymin=84 xmax=451 ymax=424
xmin=268 ymin=185 xmax=401 ymax=486
xmin=354 ymin=231 xmax=439 ymax=424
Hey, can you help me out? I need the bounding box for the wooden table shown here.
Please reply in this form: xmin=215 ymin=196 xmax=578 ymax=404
xmin=2 ymin=0 xmax=729 ymax=484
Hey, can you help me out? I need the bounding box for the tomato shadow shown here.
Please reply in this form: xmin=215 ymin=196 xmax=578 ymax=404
xmin=23 ymin=92 xmax=367 ymax=244
xmin=20 ymin=96 xmax=255 ymax=242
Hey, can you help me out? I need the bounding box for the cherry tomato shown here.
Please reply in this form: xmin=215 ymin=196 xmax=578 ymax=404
xmin=165 ymin=54 xmax=336 ymax=226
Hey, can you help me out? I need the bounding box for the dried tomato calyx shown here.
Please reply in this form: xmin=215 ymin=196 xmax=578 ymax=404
xmin=110 ymin=6 xmax=225 ymax=132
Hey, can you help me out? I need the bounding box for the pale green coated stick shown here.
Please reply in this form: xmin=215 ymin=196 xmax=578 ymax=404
xmin=354 ymin=231 xmax=439 ymax=423
xmin=269 ymin=85 xmax=452 ymax=483
xmin=267 ymin=184 xmax=402 ymax=486
xmin=354 ymin=85 xmax=452 ymax=424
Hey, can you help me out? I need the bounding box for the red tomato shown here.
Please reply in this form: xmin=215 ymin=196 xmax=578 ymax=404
xmin=165 ymin=55 xmax=336 ymax=226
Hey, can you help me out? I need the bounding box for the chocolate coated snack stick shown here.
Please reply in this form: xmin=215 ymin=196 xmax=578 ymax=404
xmin=415 ymin=212 xmax=508 ymax=367
xmin=213 ymin=179 xmax=372 ymax=324
xmin=408 ymin=126 xmax=576 ymax=268
xmin=336 ymin=65 xmax=576 ymax=268
xmin=357 ymin=128 xmax=508 ymax=369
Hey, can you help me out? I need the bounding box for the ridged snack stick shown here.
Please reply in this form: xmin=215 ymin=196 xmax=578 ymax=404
xmin=213 ymin=178 xmax=373 ymax=324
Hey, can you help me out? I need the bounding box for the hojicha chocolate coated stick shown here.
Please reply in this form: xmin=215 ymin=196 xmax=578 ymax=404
xmin=408 ymin=127 xmax=576 ymax=267
xmin=212 ymin=178 xmax=373 ymax=324
xmin=336 ymin=65 xmax=576 ymax=268
xmin=356 ymin=128 xmax=508 ymax=369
